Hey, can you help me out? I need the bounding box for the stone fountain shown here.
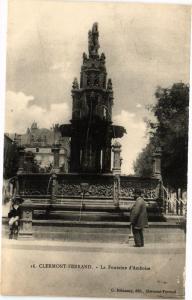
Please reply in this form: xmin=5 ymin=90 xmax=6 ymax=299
xmin=14 ymin=23 xmax=169 ymax=242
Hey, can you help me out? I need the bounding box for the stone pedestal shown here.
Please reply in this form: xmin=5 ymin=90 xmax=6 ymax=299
xmin=52 ymin=143 xmax=61 ymax=173
xmin=152 ymin=147 xmax=162 ymax=180
xmin=19 ymin=200 xmax=33 ymax=239
xmin=17 ymin=146 xmax=25 ymax=174
xmin=112 ymin=141 xmax=122 ymax=175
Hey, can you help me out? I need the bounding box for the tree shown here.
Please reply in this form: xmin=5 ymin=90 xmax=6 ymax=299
xmin=3 ymin=136 xmax=19 ymax=179
xmin=133 ymin=142 xmax=154 ymax=177
xmin=134 ymin=83 xmax=189 ymax=190
xmin=24 ymin=151 xmax=39 ymax=173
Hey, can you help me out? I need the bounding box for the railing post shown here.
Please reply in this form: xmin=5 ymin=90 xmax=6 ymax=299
xmin=179 ymin=189 xmax=183 ymax=216
xmin=176 ymin=189 xmax=179 ymax=215
xmin=52 ymin=143 xmax=61 ymax=173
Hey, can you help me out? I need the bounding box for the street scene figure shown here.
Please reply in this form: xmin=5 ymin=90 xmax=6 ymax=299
xmin=8 ymin=198 xmax=21 ymax=239
xmin=130 ymin=188 xmax=148 ymax=247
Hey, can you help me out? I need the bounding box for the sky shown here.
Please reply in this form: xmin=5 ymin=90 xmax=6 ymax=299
xmin=5 ymin=0 xmax=191 ymax=173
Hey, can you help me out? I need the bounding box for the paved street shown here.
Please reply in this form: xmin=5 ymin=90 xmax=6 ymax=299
xmin=1 ymin=239 xmax=185 ymax=299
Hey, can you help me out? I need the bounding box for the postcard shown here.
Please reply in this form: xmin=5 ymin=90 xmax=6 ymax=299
xmin=1 ymin=1 xmax=191 ymax=299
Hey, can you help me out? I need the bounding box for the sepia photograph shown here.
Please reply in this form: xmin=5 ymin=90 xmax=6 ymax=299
xmin=1 ymin=0 xmax=191 ymax=299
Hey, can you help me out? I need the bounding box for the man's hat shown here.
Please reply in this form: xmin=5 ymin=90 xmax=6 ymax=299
xmin=134 ymin=188 xmax=142 ymax=196
xmin=12 ymin=196 xmax=23 ymax=205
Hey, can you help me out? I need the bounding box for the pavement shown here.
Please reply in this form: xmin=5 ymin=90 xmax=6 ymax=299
xmin=1 ymin=238 xmax=185 ymax=299
xmin=2 ymin=238 xmax=185 ymax=253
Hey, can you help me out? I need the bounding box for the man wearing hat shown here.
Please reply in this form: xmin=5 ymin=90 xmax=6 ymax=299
xmin=130 ymin=188 xmax=148 ymax=247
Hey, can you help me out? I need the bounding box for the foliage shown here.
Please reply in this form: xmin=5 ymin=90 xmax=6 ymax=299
xmin=3 ymin=141 xmax=19 ymax=179
xmin=134 ymin=83 xmax=189 ymax=190
xmin=24 ymin=151 xmax=39 ymax=173
xmin=133 ymin=142 xmax=154 ymax=177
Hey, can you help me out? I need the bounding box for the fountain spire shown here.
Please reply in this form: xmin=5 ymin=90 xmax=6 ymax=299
xmin=88 ymin=22 xmax=100 ymax=58
xmin=60 ymin=23 xmax=126 ymax=173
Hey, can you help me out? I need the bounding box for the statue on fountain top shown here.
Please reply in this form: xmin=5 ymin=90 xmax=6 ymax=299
xmin=88 ymin=22 xmax=100 ymax=57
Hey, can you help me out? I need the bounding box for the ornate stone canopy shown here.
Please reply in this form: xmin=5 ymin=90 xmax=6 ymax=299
xmin=60 ymin=23 xmax=126 ymax=173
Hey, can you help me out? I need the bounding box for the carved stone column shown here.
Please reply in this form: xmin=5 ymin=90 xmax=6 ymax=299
xmin=113 ymin=174 xmax=120 ymax=208
xmin=51 ymin=173 xmax=58 ymax=203
xmin=112 ymin=141 xmax=122 ymax=175
xmin=70 ymin=138 xmax=80 ymax=172
xmin=152 ymin=147 xmax=162 ymax=180
xmin=52 ymin=143 xmax=61 ymax=173
xmin=102 ymin=147 xmax=111 ymax=173
xmin=17 ymin=146 xmax=25 ymax=174
xmin=19 ymin=200 xmax=33 ymax=239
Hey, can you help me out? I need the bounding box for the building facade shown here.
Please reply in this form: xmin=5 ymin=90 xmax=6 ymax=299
xmin=13 ymin=122 xmax=70 ymax=173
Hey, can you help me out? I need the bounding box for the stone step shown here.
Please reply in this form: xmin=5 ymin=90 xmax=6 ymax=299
xmin=48 ymin=203 xmax=116 ymax=210
xmin=21 ymin=201 xmax=162 ymax=220
xmin=22 ymin=200 xmax=117 ymax=211
xmin=30 ymin=224 xmax=186 ymax=243
xmin=144 ymin=227 xmax=185 ymax=243
xmin=33 ymin=209 xmax=128 ymax=222
xmin=2 ymin=218 xmax=185 ymax=244
xmin=23 ymin=197 xmax=136 ymax=206
xmin=33 ymin=220 xmax=130 ymax=233
xmin=27 ymin=198 xmax=114 ymax=204
xmin=32 ymin=231 xmax=129 ymax=243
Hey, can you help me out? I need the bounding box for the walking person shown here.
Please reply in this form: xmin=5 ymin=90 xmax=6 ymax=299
xmin=130 ymin=188 xmax=148 ymax=247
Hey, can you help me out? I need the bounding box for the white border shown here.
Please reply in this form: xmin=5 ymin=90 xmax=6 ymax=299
xmin=0 ymin=1 xmax=191 ymax=300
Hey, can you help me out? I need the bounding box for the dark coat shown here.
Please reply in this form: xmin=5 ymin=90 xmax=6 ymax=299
xmin=130 ymin=196 xmax=148 ymax=229
xmin=8 ymin=206 xmax=21 ymax=219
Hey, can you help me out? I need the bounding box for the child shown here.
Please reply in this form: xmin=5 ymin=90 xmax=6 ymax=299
xmin=8 ymin=198 xmax=21 ymax=239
